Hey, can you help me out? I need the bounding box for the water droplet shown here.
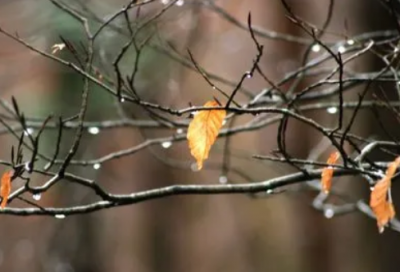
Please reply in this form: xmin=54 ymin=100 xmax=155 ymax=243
xmin=161 ymin=141 xmax=172 ymax=149
xmin=222 ymin=119 xmax=226 ymax=126
xmin=266 ymin=189 xmax=274 ymax=194
xmin=55 ymin=214 xmax=65 ymax=219
xmin=327 ymin=107 xmax=338 ymax=114
xmin=176 ymin=128 xmax=184 ymax=134
xmin=311 ymin=44 xmax=321 ymax=52
xmin=212 ymin=86 xmax=216 ymax=90
xmin=370 ymin=186 xmax=375 ymax=191
xmin=246 ymin=72 xmax=252 ymax=78
xmin=120 ymin=97 xmax=125 ymax=103
xmin=160 ymin=0 xmax=169 ymax=4
xmin=32 ymin=193 xmax=41 ymax=201
xmin=93 ymin=163 xmax=101 ymax=170
xmin=324 ymin=208 xmax=334 ymax=219
xmin=219 ymin=176 xmax=228 ymax=184
xmin=88 ymin=127 xmax=100 ymax=135
xmin=346 ymin=39 xmax=354 ymax=45
xmin=24 ymin=161 xmax=31 ymax=172
xmin=338 ymin=45 xmax=346 ymax=53
xmin=24 ymin=128 xmax=34 ymax=136
xmin=176 ymin=0 xmax=184 ymax=6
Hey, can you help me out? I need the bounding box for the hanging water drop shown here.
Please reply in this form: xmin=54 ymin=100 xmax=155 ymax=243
xmin=324 ymin=208 xmax=335 ymax=219
xmin=93 ymin=163 xmax=101 ymax=170
xmin=338 ymin=45 xmax=346 ymax=53
xmin=219 ymin=176 xmax=228 ymax=184
xmin=176 ymin=128 xmax=184 ymax=134
xmin=32 ymin=193 xmax=41 ymax=201
xmin=24 ymin=128 xmax=34 ymax=136
xmin=246 ymin=72 xmax=252 ymax=78
xmin=327 ymin=107 xmax=338 ymax=114
xmin=176 ymin=0 xmax=184 ymax=6
xmin=346 ymin=39 xmax=355 ymax=45
xmin=120 ymin=97 xmax=125 ymax=103
xmin=312 ymin=44 xmax=321 ymax=52
xmin=266 ymin=189 xmax=274 ymax=194
xmin=161 ymin=141 xmax=172 ymax=149
xmin=88 ymin=127 xmax=100 ymax=135
xmin=55 ymin=214 xmax=66 ymax=219
xmin=160 ymin=0 xmax=169 ymax=4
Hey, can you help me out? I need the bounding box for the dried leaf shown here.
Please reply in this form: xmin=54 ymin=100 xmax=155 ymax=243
xmin=321 ymin=151 xmax=340 ymax=194
xmin=0 ymin=170 xmax=12 ymax=209
xmin=187 ymin=101 xmax=226 ymax=170
xmin=370 ymin=157 xmax=400 ymax=232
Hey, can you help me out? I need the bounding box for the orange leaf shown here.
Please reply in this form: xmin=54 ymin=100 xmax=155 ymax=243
xmin=321 ymin=151 xmax=340 ymax=194
xmin=187 ymin=101 xmax=226 ymax=170
xmin=0 ymin=170 xmax=12 ymax=209
xmin=369 ymin=157 xmax=400 ymax=232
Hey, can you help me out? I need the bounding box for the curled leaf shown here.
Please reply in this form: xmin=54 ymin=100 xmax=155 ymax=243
xmin=187 ymin=101 xmax=226 ymax=170
xmin=0 ymin=170 xmax=12 ymax=209
xmin=321 ymin=151 xmax=340 ymax=194
xmin=370 ymin=157 xmax=400 ymax=233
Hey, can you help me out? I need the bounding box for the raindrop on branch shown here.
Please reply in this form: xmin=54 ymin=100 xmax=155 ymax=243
xmin=32 ymin=193 xmax=41 ymax=201
xmin=161 ymin=141 xmax=172 ymax=149
xmin=219 ymin=176 xmax=228 ymax=184
xmin=338 ymin=45 xmax=346 ymax=53
xmin=55 ymin=214 xmax=66 ymax=219
xmin=266 ymin=189 xmax=274 ymax=194
xmin=176 ymin=0 xmax=184 ymax=6
xmin=24 ymin=128 xmax=34 ymax=136
xmin=88 ymin=127 xmax=100 ymax=135
xmin=246 ymin=72 xmax=252 ymax=78
xmin=176 ymin=128 xmax=184 ymax=134
xmin=120 ymin=97 xmax=125 ymax=103
xmin=311 ymin=44 xmax=321 ymax=52
xmin=327 ymin=107 xmax=338 ymax=114
xmin=346 ymin=39 xmax=355 ymax=45
xmin=93 ymin=163 xmax=101 ymax=170
xmin=324 ymin=208 xmax=335 ymax=219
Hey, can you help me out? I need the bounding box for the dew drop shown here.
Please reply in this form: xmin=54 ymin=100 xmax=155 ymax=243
xmin=266 ymin=189 xmax=274 ymax=194
xmin=338 ymin=45 xmax=346 ymax=53
xmin=120 ymin=97 xmax=125 ymax=103
xmin=88 ymin=127 xmax=100 ymax=135
xmin=32 ymin=193 xmax=41 ymax=201
xmin=324 ymin=208 xmax=334 ymax=219
xmin=176 ymin=0 xmax=184 ymax=6
xmin=161 ymin=141 xmax=172 ymax=149
xmin=93 ymin=163 xmax=101 ymax=170
xmin=176 ymin=128 xmax=184 ymax=134
xmin=24 ymin=128 xmax=34 ymax=136
xmin=219 ymin=176 xmax=228 ymax=184
xmin=246 ymin=72 xmax=252 ymax=78
xmin=24 ymin=162 xmax=31 ymax=172
xmin=311 ymin=44 xmax=321 ymax=52
xmin=346 ymin=39 xmax=355 ymax=45
xmin=327 ymin=107 xmax=338 ymax=114
xmin=55 ymin=214 xmax=65 ymax=219
xmin=160 ymin=0 xmax=169 ymax=4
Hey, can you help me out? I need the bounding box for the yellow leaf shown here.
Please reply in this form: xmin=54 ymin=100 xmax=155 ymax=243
xmin=370 ymin=157 xmax=400 ymax=232
xmin=0 ymin=170 xmax=12 ymax=209
xmin=321 ymin=151 xmax=340 ymax=194
xmin=187 ymin=101 xmax=226 ymax=170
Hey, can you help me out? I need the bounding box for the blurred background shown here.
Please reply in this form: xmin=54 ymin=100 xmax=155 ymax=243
xmin=0 ymin=0 xmax=399 ymax=271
